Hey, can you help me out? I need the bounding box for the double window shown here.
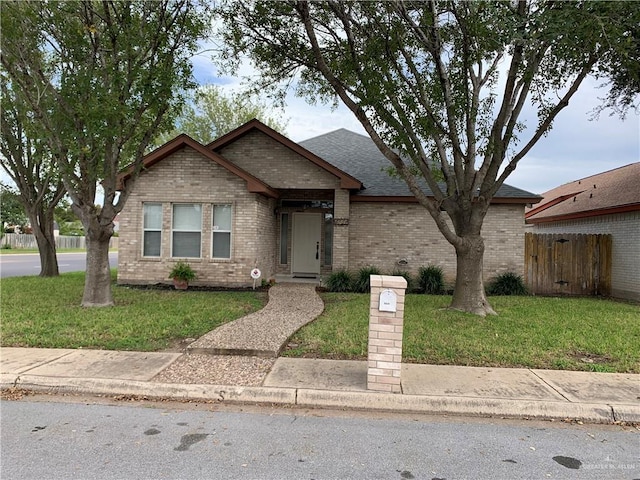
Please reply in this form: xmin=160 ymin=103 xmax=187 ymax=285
xmin=172 ymin=204 xmax=202 ymax=258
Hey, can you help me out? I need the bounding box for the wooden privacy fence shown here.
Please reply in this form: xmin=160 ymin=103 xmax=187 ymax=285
xmin=524 ymin=233 xmax=612 ymax=296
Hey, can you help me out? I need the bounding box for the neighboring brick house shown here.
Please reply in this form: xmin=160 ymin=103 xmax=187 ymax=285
xmin=525 ymin=163 xmax=640 ymax=301
xmin=117 ymin=119 xmax=540 ymax=288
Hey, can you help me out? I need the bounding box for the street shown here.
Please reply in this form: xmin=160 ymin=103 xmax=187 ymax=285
xmin=0 ymin=252 xmax=118 ymax=278
xmin=1 ymin=398 xmax=637 ymax=479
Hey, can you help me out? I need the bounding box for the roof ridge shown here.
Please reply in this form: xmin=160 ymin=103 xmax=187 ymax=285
xmin=556 ymin=162 xmax=639 ymax=188
xmin=300 ymin=128 xmax=369 ymax=143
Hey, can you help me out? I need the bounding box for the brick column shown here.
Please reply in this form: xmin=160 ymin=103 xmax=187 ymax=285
xmin=367 ymin=275 xmax=407 ymax=393
xmin=332 ymin=188 xmax=350 ymax=270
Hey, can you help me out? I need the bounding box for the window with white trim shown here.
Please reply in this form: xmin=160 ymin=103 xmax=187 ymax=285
xmin=212 ymin=204 xmax=232 ymax=259
xmin=172 ymin=204 xmax=202 ymax=258
xmin=142 ymin=203 xmax=162 ymax=257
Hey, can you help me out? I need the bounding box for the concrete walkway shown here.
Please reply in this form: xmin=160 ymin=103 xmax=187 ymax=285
xmin=186 ymin=283 xmax=324 ymax=357
xmin=1 ymin=347 xmax=638 ymax=424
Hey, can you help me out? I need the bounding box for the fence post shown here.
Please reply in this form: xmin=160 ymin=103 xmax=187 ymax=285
xmin=368 ymin=275 xmax=407 ymax=393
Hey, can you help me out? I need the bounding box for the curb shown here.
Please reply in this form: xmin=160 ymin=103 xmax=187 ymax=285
xmin=4 ymin=374 xmax=638 ymax=424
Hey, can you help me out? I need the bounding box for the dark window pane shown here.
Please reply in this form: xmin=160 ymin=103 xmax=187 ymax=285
xmin=143 ymin=231 xmax=161 ymax=257
xmin=213 ymin=232 xmax=231 ymax=258
xmin=280 ymin=213 xmax=288 ymax=264
xmin=173 ymin=232 xmax=201 ymax=258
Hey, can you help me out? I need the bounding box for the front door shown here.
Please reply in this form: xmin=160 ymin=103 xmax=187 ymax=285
xmin=292 ymin=213 xmax=321 ymax=276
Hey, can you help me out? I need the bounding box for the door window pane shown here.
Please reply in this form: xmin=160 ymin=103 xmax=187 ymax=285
xmin=324 ymin=213 xmax=333 ymax=266
xmin=280 ymin=213 xmax=289 ymax=264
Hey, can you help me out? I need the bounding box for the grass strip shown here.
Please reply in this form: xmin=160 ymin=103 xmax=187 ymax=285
xmin=0 ymin=271 xmax=265 ymax=351
xmin=282 ymin=293 xmax=640 ymax=373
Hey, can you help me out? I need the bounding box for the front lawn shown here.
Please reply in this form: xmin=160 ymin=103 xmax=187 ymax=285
xmin=2 ymin=274 xmax=638 ymax=373
xmin=0 ymin=271 xmax=266 ymax=351
xmin=282 ymin=293 xmax=640 ymax=373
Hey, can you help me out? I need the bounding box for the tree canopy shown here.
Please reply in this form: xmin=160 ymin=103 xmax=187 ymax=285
xmin=154 ymin=84 xmax=289 ymax=146
xmin=1 ymin=0 xmax=210 ymax=304
xmin=218 ymin=0 xmax=639 ymax=315
xmin=1 ymin=72 xmax=66 ymax=274
xmin=0 ymin=183 xmax=28 ymax=230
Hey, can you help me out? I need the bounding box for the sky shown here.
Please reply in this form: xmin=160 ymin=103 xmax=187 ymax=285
xmin=192 ymin=52 xmax=639 ymax=196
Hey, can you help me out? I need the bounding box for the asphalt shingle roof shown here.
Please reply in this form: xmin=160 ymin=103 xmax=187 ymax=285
xmin=299 ymin=129 xmax=539 ymax=199
xmin=525 ymin=162 xmax=640 ymax=222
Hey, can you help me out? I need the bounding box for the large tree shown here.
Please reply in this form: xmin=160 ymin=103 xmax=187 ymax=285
xmin=218 ymin=0 xmax=640 ymax=315
xmin=1 ymin=74 xmax=66 ymax=276
xmin=154 ymin=84 xmax=289 ymax=146
xmin=1 ymin=0 xmax=209 ymax=305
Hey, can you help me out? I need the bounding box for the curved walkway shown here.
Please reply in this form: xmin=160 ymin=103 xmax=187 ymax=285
xmin=186 ymin=283 xmax=324 ymax=358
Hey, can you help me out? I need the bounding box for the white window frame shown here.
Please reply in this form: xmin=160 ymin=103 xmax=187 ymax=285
xmin=211 ymin=204 xmax=232 ymax=259
xmin=142 ymin=203 xmax=162 ymax=257
xmin=171 ymin=203 xmax=202 ymax=258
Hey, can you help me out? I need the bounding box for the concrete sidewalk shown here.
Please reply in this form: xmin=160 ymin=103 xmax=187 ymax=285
xmin=1 ymin=347 xmax=638 ymax=424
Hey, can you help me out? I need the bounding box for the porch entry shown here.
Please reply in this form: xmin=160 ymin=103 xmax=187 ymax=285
xmin=292 ymin=212 xmax=321 ymax=277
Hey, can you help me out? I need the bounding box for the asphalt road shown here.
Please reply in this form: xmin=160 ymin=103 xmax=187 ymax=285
xmin=0 ymin=252 xmax=118 ymax=278
xmin=1 ymin=399 xmax=638 ymax=480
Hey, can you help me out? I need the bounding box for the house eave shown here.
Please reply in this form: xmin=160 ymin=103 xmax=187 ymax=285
xmin=350 ymin=195 xmax=542 ymax=204
xmin=117 ymin=134 xmax=279 ymax=198
xmin=526 ymin=203 xmax=640 ymax=224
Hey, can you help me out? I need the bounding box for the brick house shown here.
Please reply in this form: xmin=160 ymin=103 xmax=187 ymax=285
xmin=525 ymin=163 xmax=640 ymax=301
xmin=117 ymin=119 xmax=540 ymax=288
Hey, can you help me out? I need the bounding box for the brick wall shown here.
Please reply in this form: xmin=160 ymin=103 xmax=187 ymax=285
xmin=255 ymin=195 xmax=277 ymax=282
xmin=218 ymin=130 xmax=341 ymax=189
xmin=118 ymin=146 xmax=272 ymax=287
xmin=529 ymin=211 xmax=640 ymax=301
xmin=348 ymin=202 xmax=526 ymax=283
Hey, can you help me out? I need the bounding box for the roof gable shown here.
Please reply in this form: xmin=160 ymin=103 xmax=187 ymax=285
xmin=117 ymin=134 xmax=278 ymax=198
xmin=207 ymin=119 xmax=362 ymax=190
xmin=525 ymin=162 xmax=640 ymax=223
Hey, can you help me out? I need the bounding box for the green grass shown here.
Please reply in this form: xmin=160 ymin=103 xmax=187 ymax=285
xmin=282 ymin=293 xmax=640 ymax=373
xmin=0 ymin=271 xmax=265 ymax=351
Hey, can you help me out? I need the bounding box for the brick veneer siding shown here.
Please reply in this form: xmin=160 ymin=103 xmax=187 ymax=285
xmin=118 ymin=146 xmax=273 ymax=287
xmin=528 ymin=211 xmax=640 ymax=301
xmin=348 ymin=202 xmax=526 ymax=283
xmin=255 ymin=194 xmax=277 ymax=282
xmin=218 ymin=130 xmax=341 ymax=190
xmin=333 ymin=188 xmax=351 ymax=270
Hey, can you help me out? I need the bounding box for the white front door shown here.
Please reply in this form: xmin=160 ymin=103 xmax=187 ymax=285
xmin=292 ymin=213 xmax=321 ymax=276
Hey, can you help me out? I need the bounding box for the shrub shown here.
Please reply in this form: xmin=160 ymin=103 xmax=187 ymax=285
xmin=168 ymin=261 xmax=196 ymax=282
xmin=324 ymin=269 xmax=354 ymax=292
xmin=352 ymin=265 xmax=381 ymax=293
xmin=486 ymin=272 xmax=528 ymax=295
xmin=417 ymin=265 xmax=445 ymax=294
xmin=391 ymin=269 xmax=414 ymax=292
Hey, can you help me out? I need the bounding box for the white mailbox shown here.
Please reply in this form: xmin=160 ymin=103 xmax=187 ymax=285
xmin=379 ymin=289 xmax=397 ymax=313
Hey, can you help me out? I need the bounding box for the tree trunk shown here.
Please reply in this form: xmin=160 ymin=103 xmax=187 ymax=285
xmin=26 ymin=208 xmax=59 ymax=277
xmin=33 ymin=222 xmax=59 ymax=277
xmin=82 ymin=225 xmax=114 ymax=307
xmin=449 ymin=233 xmax=496 ymax=317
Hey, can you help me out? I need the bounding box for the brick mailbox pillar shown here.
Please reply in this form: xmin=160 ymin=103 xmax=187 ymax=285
xmin=367 ymin=275 xmax=407 ymax=393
